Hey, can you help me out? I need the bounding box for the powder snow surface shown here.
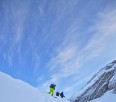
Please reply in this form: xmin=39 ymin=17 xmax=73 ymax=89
xmin=0 ymin=72 xmax=70 ymax=102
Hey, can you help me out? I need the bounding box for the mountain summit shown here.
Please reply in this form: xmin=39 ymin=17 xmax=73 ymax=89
xmin=73 ymin=60 xmax=116 ymax=102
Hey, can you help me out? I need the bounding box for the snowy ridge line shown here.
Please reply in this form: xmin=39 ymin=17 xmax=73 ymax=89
xmin=0 ymin=71 xmax=34 ymax=89
xmin=74 ymin=61 xmax=115 ymax=97
xmin=72 ymin=60 xmax=116 ymax=102
xmin=0 ymin=71 xmax=70 ymax=102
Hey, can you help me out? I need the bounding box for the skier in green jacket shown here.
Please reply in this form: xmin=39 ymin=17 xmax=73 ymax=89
xmin=49 ymin=84 xmax=56 ymax=96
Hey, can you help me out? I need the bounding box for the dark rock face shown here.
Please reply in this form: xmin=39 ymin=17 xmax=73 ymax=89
xmin=73 ymin=60 xmax=116 ymax=102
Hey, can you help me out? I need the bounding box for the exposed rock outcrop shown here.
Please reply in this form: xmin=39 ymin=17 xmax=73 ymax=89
xmin=73 ymin=60 xmax=116 ymax=102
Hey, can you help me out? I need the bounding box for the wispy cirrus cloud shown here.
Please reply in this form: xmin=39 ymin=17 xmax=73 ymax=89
xmin=0 ymin=0 xmax=32 ymax=67
xmin=32 ymin=52 xmax=41 ymax=77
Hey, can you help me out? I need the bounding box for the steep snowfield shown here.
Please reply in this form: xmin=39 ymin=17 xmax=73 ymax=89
xmin=0 ymin=72 xmax=70 ymax=102
xmin=91 ymin=91 xmax=116 ymax=102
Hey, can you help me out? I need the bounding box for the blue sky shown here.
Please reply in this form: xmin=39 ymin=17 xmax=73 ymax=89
xmin=0 ymin=0 xmax=116 ymax=98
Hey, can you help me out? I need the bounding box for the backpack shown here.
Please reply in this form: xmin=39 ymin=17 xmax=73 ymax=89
xmin=60 ymin=92 xmax=65 ymax=98
xmin=56 ymin=92 xmax=60 ymax=96
xmin=50 ymin=84 xmax=56 ymax=90
xmin=50 ymin=84 xmax=54 ymax=88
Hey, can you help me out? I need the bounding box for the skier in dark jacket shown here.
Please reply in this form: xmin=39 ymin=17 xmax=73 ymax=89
xmin=60 ymin=92 xmax=65 ymax=98
xmin=49 ymin=84 xmax=56 ymax=96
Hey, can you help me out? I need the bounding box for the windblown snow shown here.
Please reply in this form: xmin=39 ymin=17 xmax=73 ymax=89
xmin=0 ymin=72 xmax=70 ymax=102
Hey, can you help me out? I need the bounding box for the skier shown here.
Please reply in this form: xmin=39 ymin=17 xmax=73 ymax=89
xmin=60 ymin=92 xmax=65 ymax=98
xmin=49 ymin=84 xmax=56 ymax=96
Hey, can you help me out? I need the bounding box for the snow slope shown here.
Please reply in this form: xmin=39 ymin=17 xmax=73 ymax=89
xmin=91 ymin=91 xmax=116 ymax=102
xmin=0 ymin=72 xmax=70 ymax=102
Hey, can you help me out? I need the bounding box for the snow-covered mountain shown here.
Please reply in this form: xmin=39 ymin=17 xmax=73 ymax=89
xmin=72 ymin=60 xmax=116 ymax=102
xmin=0 ymin=72 xmax=70 ymax=102
xmin=91 ymin=91 xmax=116 ymax=102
